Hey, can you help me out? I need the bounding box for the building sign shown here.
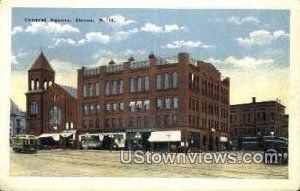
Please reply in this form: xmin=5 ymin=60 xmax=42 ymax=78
xmin=220 ymin=136 xmax=228 ymax=142
xmin=125 ymin=128 xmax=154 ymax=133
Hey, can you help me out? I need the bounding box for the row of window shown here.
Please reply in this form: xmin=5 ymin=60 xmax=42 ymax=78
xmin=83 ymin=97 xmax=179 ymax=115
xmin=230 ymin=111 xmax=284 ymax=124
xmin=156 ymin=72 xmax=178 ymax=90
xmin=156 ymin=97 xmax=179 ymax=110
xmin=83 ymin=100 xmax=151 ymax=115
xmin=129 ymin=76 xmax=150 ymax=93
xmin=189 ymin=98 xmax=229 ymax=118
xmin=155 ymin=114 xmax=178 ymax=127
xmin=189 ymin=115 xmax=229 ymax=131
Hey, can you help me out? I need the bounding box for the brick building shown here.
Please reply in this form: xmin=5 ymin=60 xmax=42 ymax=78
xmin=77 ymin=52 xmax=230 ymax=151
xmin=230 ymin=97 xmax=288 ymax=148
xmin=26 ymin=51 xmax=77 ymax=147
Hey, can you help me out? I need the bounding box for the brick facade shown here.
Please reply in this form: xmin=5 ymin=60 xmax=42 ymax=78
xmin=26 ymin=52 xmax=77 ymax=136
xmin=230 ymin=97 xmax=288 ymax=147
xmin=77 ymin=52 xmax=230 ymax=151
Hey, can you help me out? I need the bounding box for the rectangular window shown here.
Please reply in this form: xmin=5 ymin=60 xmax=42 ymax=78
xmin=165 ymin=98 xmax=171 ymax=109
xmin=144 ymin=115 xmax=149 ymax=127
xmin=113 ymin=103 xmax=118 ymax=111
xmin=137 ymin=77 xmax=142 ymax=92
xmin=106 ymin=103 xmax=111 ymax=112
xmin=156 ymin=115 xmax=161 ymax=126
xmin=173 ymin=97 xmax=178 ymax=109
xmin=83 ymin=84 xmax=87 ymax=97
xmin=145 ymin=76 xmax=149 ymax=91
xmin=136 ymin=101 xmax=143 ymax=111
xmin=89 ymin=83 xmax=93 ymax=97
xmin=83 ymin=120 xmax=88 ymax=128
xmin=89 ymin=119 xmax=93 ymax=128
xmin=164 ymin=73 xmax=169 ymax=89
xmin=144 ymin=100 xmax=150 ymax=111
xmin=120 ymin=102 xmax=125 ymax=111
xmin=164 ymin=115 xmax=170 ymax=126
xmin=96 ymin=104 xmax=100 ymax=113
xmin=96 ymin=119 xmax=100 ymax=128
xmin=173 ymin=114 xmax=178 ymax=127
xmin=119 ymin=80 xmax=124 ymax=94
xmin=112 ymin=118 xmax=117 ymax=128
xmin=83 ymin=105 xmax=88 ymax=115
xmin=95 ymin=83 xmax=100 ymax=96
xmin=119 ymin=118 xmax=123 ymax=128
xmin=130 ymin=78 xmax=135 ymax=92
xmin=156 ymin=98 xmax=162 ymax=110
xmin=89 ymin=105 xmax=94 ymax=113
xmin=130 ymin=101 xmax=136 ymax=112
xmin=112 ymin=80 xmax=117 ymax=95
xmin=105 ymin=81 xmax=110 ymax=95
xmin=156 ymin=75 xmax=161 ymax=90
xmin=104 ymin=119 xmax=110 ymax=128
xmin=137 ymin=116 xmax=141 ymax=127
xmin=172 ymin=72 xmax=178 ymax=88
xmin=129 ymin=117 xmax=134 ymax=127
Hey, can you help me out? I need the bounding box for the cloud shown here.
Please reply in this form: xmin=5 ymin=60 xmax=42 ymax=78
xmin=162 ymin=40 xmax=213 ymax=49
xmin=237 ymin=30 xmax=289 ymax=46
xmin=26 ymin=22 xmax=79 ymax=34
xmin=206 ymin=56 xmax=274 ymax=69
xmin=49 ymin=32 xmax=110 ymax=48
xmin=80 ymin=32 xmax=110 ymax=44
xmin=114 ymin=28 xmax=139 ymax=41
xmin=12 ymin=26 xmax=23 ymax=35
xmin=226 ymin=16 xmax=260 ymax=25
xmin=12 ymin=22 xmax=80 ymax=35
xmin=140 ymin=23 xmax=186 ymax=33
xmin=109 ymin=15 xmax=137 ymax=26
xmin=11 ymin=52 xmax=27 ymax=65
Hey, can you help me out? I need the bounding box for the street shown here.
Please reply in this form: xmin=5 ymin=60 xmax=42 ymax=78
xmin=10 ymin=150 xmax=288 ymax=178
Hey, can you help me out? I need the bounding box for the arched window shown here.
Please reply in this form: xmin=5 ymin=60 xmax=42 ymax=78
xmin=49 ymin=106 xmax=62 ymax=126
xmin=30 ymin=102 xmax=38 ymax=117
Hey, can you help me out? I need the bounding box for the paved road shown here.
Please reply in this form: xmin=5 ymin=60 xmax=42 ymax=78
xmin=10 ymin=150 xmax=288 ymax=178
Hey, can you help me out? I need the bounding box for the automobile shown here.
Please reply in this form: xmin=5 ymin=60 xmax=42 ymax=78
xmin=11 ymin=135 xmax=38 ymax=154
xmin=263 ymin=139 xmax=288 ymax=164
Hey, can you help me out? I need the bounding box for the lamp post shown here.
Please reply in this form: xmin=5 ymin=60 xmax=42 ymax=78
xmin=210 ymin=128 xmax=216 ymax=151
xmin=270 ymin=131 xmax=274 ymax=136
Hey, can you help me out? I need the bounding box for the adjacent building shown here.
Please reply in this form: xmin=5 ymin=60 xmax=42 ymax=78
xmin=230 ymin=97 xmax=288 ymax=148
xmin=10 ymin=99 xmax=26 ymax=136
xmin=25 ymin=51 xmax=77 ymax=148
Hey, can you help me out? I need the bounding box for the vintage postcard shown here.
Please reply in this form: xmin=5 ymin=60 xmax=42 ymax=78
xmin=1 ymin=0 xmax=300 ymax=190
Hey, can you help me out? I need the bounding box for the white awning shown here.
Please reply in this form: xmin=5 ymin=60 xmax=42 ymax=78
xmin=148 ymin=131 xmax=181 ymax=142
xmin=60 ymin=133 xmax=73 ymax=138
xmin=38 ymin=133 xmax=60 ymax=141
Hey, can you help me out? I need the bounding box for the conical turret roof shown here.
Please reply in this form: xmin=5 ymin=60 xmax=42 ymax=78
xmin=30 ymin=51 xmax=54 ymax=71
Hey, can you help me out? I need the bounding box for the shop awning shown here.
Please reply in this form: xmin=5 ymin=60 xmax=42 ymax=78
xmin=38 ymin=133 xmax=60 ymax=141
xmin=148 ymin=131 xmax=181 ymax=142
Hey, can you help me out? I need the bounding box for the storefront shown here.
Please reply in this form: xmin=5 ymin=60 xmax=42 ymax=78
xmin=148 ymin=130 xmax=181 ymax=152
xmin=125 ymin=128 xmax=153 ymax=150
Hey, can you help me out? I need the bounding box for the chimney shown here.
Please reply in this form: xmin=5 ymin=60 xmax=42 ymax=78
xmin=252 ymin=97 xmax=256 ymax=103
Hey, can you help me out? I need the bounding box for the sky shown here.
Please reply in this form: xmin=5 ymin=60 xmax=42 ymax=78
xmin=11 ymin=8 xmax=290 ymax=112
